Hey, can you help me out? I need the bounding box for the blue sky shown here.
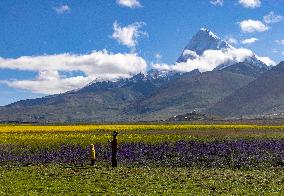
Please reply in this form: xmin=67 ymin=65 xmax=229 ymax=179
xmin=0 ymin=0 xmax=284 ymax=105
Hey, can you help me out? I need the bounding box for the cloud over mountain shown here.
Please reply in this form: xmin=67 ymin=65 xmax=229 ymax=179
xmin=256 ymin=56 xmax=276 ymax=66
xmin=0 ymin=51 xmax=147 ymax=94
xmin=153 ymin=48 xmax=255 ymax=73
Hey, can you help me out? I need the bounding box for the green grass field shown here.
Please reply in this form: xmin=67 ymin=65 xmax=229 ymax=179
xmin=1 ymin=165 xmax=283 ymax=195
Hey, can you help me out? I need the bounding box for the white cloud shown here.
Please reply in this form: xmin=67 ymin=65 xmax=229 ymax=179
xmin=153 ymin=48 xmax=254 ymax=73
xmin=153 ymin=48 xmax=275 ymax=73
xmin=116 ymin=0 xmax=141 ymax=8
xmin=182 ymin=50 xmax=199 ymax=59
xmin=210 ymin=0 xmax=223 ymax=6
xmin=241 ymin=38 xmax=259 ymax=44
xmin=53 ymin=5 xmax=70 ymax=14
xmin=226 ymin=37 xmax=238 ymax=45
xmin=239 ymin=19 xmax=268 ymax=33
xmin=239 ymin=0 xmax=261 ymax=8
xmin=256 ymin=56 xmax=276 ymax=66
xmin=275 ymin=40 xmax=284 ymax=46
xmin=112 ymin=21 xmax=147 ymax=50
xmin=4 ymin=75 xmax=92 ymax=95
xmin=282 ymin=52 xmax=284 ymax=57
xmin=263 ymin=12 xmax=283 ymax=24
xmin=155 ymin=53 xmax=162 ymax=60
xmin=0 ymin=51 xmax=147 ymax=94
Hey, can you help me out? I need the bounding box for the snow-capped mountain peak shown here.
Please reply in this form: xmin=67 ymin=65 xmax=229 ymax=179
xmin=177 ymin=28 xmax=269 ymax=70
xmin=177 ymin=28 xmax=234 ymax=63
xmin=199 ymin=28 xmax=219 ymax=40
xmin=81 ymin=28 xmax=271 ymax=91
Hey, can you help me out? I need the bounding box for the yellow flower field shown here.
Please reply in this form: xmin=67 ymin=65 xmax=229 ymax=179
xmin=0 ymin=124 xmax=283 ymax=147
xmin=0 ymin=124 xmax=283 ymax=133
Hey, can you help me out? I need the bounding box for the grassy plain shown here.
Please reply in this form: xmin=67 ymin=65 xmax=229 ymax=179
xmin=0 ymin=124 xmax=283 ymax=195
xmin=0 ymin=165 xmax=283 ymax=195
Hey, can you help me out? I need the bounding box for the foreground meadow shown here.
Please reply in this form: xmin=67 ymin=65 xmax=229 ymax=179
xmin=0 ymin=124 xmax=283 ymax=194
xmin=1 ymin=165 xmax=283 ymax=195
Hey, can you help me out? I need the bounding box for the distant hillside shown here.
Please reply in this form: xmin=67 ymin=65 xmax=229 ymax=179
xmin=209 ymin=62 xmax=284 ymax=117
xmin=0 ymin=68 xmax=255 ymax=123
xmin=0 ymin=73 xmax=171 ymax=123
xmin=220 ymin=62 xmax=268 ymax=77
xmin=128 ymin=70 xmax=255 ymax=121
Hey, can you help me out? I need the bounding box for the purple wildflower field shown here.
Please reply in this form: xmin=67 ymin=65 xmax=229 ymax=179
xmin=1 ymin=139 xmax=283 ymax=168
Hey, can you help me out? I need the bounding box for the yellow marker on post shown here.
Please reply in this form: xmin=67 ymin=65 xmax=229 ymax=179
xmin=90 ymin=144 xmax=96 ymax=166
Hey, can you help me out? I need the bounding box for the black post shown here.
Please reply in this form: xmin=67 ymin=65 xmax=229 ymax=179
xmin=111 ymin=131 xmax=118 ymax=167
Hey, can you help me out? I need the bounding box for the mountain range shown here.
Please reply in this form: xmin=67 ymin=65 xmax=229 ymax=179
xmin=0 ymin=28 xmax=283 ymax=123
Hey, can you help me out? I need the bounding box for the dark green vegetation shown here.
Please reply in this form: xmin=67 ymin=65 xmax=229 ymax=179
xmin=0 ymin=165 xmax=283 ymax=195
